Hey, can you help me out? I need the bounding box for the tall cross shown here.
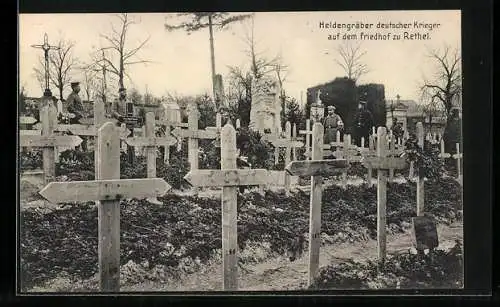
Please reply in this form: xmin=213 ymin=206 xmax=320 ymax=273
xmin=285 ymin=122 xmax=349 ymax=286
xmin=183 ymin=124 xmax=271 ymax=290
xmin=39 ymin=122 xmax=171 ymax=292
xmin=31 ymin=33 xmax=60 ymax=96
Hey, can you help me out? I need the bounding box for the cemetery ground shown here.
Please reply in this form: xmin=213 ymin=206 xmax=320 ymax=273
xmin=19 ymin=153 xmax=463 ymax=292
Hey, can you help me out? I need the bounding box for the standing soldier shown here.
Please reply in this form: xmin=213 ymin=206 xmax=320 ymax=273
xmin=323 ymin=105 xmax=344 ymax=149
xmin=110 ymin=87 xmax=136 ymax=162
xmin=443 ymin=106 xmax=462 ymax=154
xmin=66 ymin=81 xmax=88 ymax=151
xmin=353 ymin=100 xmax=374 ymax=147
xmin=391 ymin=118 xmax=404 ymax=142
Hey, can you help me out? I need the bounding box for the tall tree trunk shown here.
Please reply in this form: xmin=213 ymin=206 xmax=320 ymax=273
xmin=208 ymin=14 xmax=217 ymax=106
xmin=59 ymin=83 xmax=63 ymax=101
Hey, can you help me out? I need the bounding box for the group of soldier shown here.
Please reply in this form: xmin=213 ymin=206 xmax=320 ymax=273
xmin=321 ymin=99 xmax=378 ymax=148
xmin=63 ymin=81 xmax=134 ymax=125
xmin=45 ymin=81 xmax=137 ymax=154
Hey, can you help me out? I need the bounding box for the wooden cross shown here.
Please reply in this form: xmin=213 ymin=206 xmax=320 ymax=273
xmin=415 ymin=122 xmax=425 ymax=216
xmin=262 ymin=124 xmax=304 ymax=165
xmin=20 ymin=104 xmax=83 ymax=185
xmin=438 ymin=139 xmax=451 ymax=159
xmin=360 ymin=134 xmax=376 ymax=187
xmin=299 ymin=119 xmax=312 ymax=160
xmin=205 ymin=112 xmax=223 ymax=148
xmin=333 ymin=134 xmax=360 ymax=187
xmin=285 ymin=122 xmax=349 ymax=286
xmin=452 ymin=143 xmax=463 ymax=184
xmin=183 ymin=124 xmax=270 ymax=290
xmin=361 ymin=127 xmax=406 ymax=263
xmin=171 ymin=105 xmax=219 ymax=192
xmin=39 ymin=122 xmax=171 ymax=292
xmin=125 ymin=112 xmax=177 ymax=203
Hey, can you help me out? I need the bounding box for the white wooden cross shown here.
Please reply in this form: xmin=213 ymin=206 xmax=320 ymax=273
xmin=157 ymin=109 xmax=189 ymax=164
xmin=333 ymin=134 xmax=360 ymax=187
xmin=285 ymin=123 xmax=349 ymax=286
xmin=39 ymin=122 xmax=171 ymax=292
xmin=358 ymin=135 xmax=375 ymax=186
xmin=125 ymin=112 xmax=177 ymax=203
xmin=299 ymin=119 xmax=312 ymax=160
xmin=20 ymin=104 xmax=83 ymax=185
xmin=415 ymin=122 xmax=425 ymax=216
xmin=171 ymin=105 xmax=219 ymax=192
xmin=262 ymin=122 xmax=304 ymax=165
xmin=183 ymin=123 xmax=271 ymax=290
xmin=361 ymin=127 xmax=407 ymax=263
xmin=438 ymin=138 xmax=451 ymax=159
xmin=452 ymin=143 xmax=463 ymax=184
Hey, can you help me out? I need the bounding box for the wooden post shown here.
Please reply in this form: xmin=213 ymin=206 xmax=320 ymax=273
xmin=376 ymin=127 xmax=388 ymax=263
xmin=416 ymin=122 xmax=425 ymax=216
xmin=189 ymin=106 xmax=199 ymax=193
xmin=41 ymin=104 xmax=57 ymax=184
xmin=221 ymin=124 xmax=238 ymax=290
xmin=164 ymin=125 xmax=171 ymax=164
xmin=292 ymin=123 xmax=297 ymax=161
xmin=95 ymin=122 xmax=121 ymax=291
xmin=284 ymin=122 xmax=292 ymax=192
xmin=94 ymin=100 xmax=106 ymax=176
xmin=388 ymin=132 xmax=395 ymax=182
xmin=341 ymin=135 xmax=349 ymax=187
xmin=274 ymin=127 xmax=280 ymax=165
xmin=308 ymin=122 xmax=324 ymax=284
xmin=300 ymin=119 xmax=311 ymax=160
xmin=367 ymin=135 xmax=374 ymax=187
xmin=453 ymin=143 xmax=463 ymax=183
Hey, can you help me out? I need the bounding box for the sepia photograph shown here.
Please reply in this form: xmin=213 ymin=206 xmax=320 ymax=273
xmin=18 ymin=10 xmax=463 ymax=293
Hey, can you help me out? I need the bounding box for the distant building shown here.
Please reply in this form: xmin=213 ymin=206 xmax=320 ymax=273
xmin=386 ymin=99 xmax=448 ymax=135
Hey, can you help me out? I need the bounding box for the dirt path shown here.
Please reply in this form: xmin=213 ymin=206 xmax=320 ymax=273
xmin=121 ymin=222 xmax=462 ymax=292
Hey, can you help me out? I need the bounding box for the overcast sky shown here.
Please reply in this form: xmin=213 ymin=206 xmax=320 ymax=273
xmin=19 ymin=10 xmax=460 ymax=104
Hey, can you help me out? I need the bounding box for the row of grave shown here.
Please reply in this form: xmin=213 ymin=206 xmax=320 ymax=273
xmin=20 ymin=102 xmax=463 ymax=193
xmin=30 ymin=114 xmax=441 ymax=292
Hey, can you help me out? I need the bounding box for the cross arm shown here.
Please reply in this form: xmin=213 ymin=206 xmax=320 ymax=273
xmin=285 ymin=159 xmax=349 ymax=176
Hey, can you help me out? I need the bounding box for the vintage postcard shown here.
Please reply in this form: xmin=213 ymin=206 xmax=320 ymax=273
xmin=18 ymin=11 xmax=463 ymax=293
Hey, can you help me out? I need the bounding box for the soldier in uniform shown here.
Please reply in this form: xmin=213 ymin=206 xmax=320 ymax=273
xmin=323 ymin=105 xmax=344 ymax=144
xmin=66 ymin=81 xmax=88 ymax=151
xmin=443 ymin=107 xmax=462 ymax=154
xmin=353 ymin=100 xmax=374 ymax=147
xmin=391 ymin=118 xmax=404 ymax=142
xmin=110 ymin=87 xmax=136 ymax=161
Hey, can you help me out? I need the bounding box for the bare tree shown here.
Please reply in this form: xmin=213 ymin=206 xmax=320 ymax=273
xmin=420 ymin=45 xmax=462 ymax=119
xmin=33 ymin=38 xmax=78 ymax=100
xmin=91 ymin=13 xmax=151 ymax=90
xmin=165 ymin=13 xmax=252 ymax=103
xmin=331 ymin=41 xmax=369 ymax=82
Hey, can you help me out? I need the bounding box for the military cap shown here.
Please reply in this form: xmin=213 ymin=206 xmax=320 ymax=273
xmin=327 ymin=105 xmax=336 ymax=110
xmin=450 ymin=106 xmax=460 ymax=111
xmin=359 ymin=100 xmax=367 ymax=105
xmin=70 ymin=81 xmax=80 ymax=87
